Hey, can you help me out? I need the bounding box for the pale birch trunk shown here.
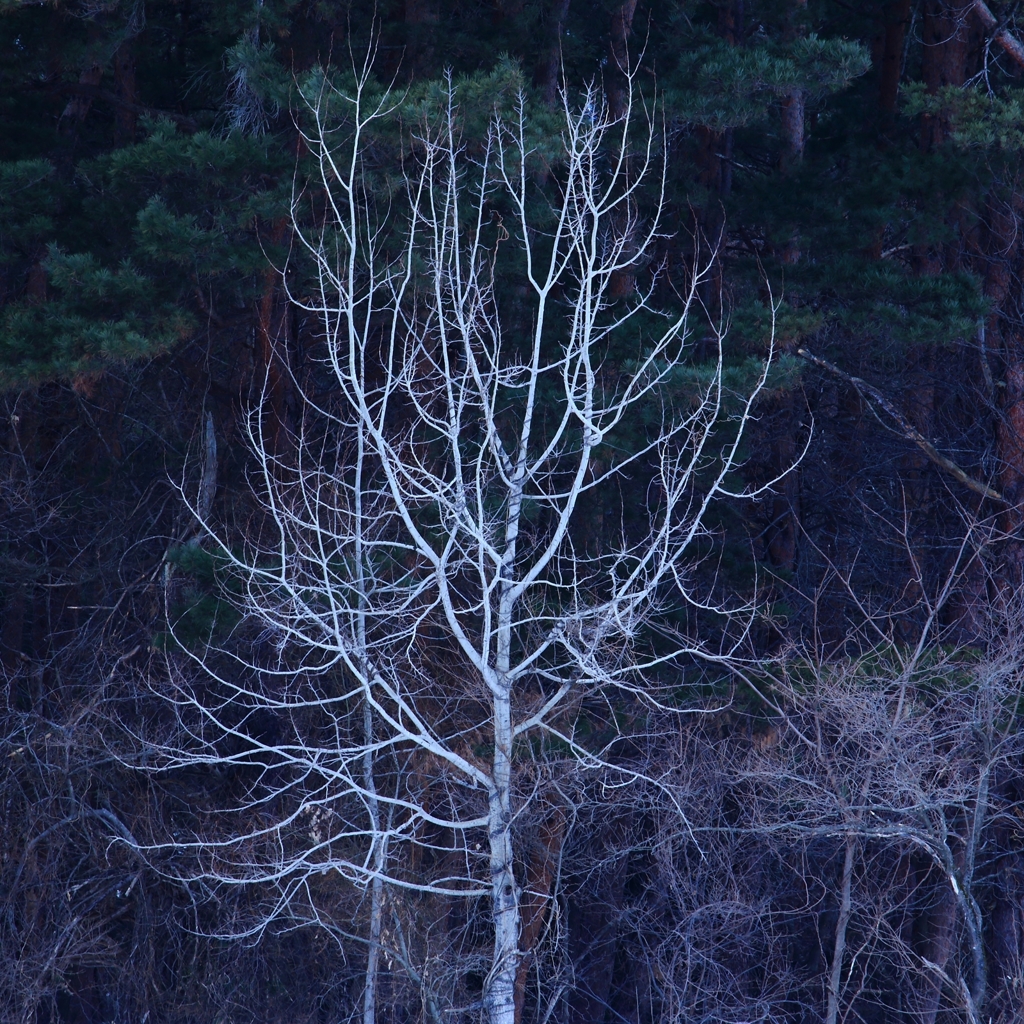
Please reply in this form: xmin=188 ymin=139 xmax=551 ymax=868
xmin=486 ymin=685 xmax=520 ymax=1024
xmin=485 ymin=470 xmax=526 ymax=1024
xmin=357 ymin=422 xmax=385 ymax=1024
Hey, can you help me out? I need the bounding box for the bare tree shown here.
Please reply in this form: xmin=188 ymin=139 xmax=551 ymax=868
xmin=723 ymin=637 xmax=1023 ymax=1024
xmin=616 ymin=617 xmax=1024 ymax=1024
xmin=145 ymin=58 xmax=778 ymax=1024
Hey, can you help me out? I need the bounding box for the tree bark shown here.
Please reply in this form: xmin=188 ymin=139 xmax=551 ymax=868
xmin=984 ymin=193 xmax=1024 ymax=588
xmin=56 ymin=61 xmax=103 ymax=172
xmin=58 ymin=64 xmax=104 ymax=136
xmin=778 ymin=0 xmax=806 ymax=266
xmin=765 ymin=393 xmax=801 ymax=573
xmin=878 ymin=0 xmax=912 ymax=121
xmin=534 ymin=0 xmax=571 ymax=106
xmin=254 ymin=219 xmax=292 ymax=458
xmin=919 ymin=0 xmax=968 ymax=153
xmin=694 ymin=2 xmax=742 ymax=332
xmin=404 ymin=0 xmax=440 ymax=77
xmin=779 ymin=90 xmax=804 ymax=169
xmin=606 ymin=0 xmax=639 ymax=121
xmin=779 ymin=0 xmax=807 ymax=172
xmin=113 ymin=43 xmax=138 ymax=146
xmin=972 ymin=1 xmax=1024 ymax=69
xmin=485 ymin=685 xmax=520 ymax=1024
xmin=987 ymin=772 xmax=1024 ymax=1021
xmin=915 ymin=864 xmax=957 ymax=1024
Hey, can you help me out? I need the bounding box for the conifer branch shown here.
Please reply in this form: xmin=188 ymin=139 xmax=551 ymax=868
xmin=797 ymin=348 xmax=1003 ymax=503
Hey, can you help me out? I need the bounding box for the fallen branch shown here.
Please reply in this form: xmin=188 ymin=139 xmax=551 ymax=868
xmin=972 ymin=1 xmax=1024 ymax=70
xmin=797 ymin=348 xmax=1003 ymax=503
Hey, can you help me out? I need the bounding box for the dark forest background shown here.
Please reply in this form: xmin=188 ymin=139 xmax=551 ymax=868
xmin=5 ymin=2 xmax=1024 ymax=1023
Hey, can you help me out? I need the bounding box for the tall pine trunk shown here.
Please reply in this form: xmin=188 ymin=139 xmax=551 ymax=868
xmin=878 ymin=0 xmax=911 ymax=122
xmin=534 ymin=0 xmax=571 ymax=106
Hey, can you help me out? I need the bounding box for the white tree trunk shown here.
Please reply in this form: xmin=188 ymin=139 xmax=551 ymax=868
xmin=363 ymin=870 xmax=384 ymax=1024
xmin=486 ymin=686 xmax=520 ymax=1024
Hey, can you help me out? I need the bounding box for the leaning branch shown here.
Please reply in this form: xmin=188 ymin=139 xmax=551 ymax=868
xmin=973 ymin=1 xmax=1024 ymax=70
xmin=797 ymin=348 xmax=1003 ymax=503
xmin=59 ymin=83 xmax=199 ymax=131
